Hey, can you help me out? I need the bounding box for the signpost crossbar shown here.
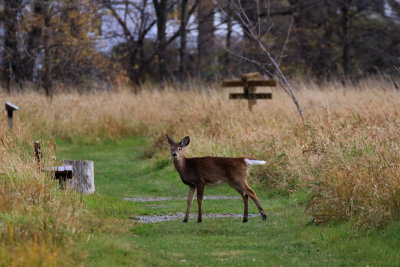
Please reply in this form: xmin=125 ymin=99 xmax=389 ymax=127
xmin=222 ymin=80 xmax=276 ymax=87
xmin=229 ymin=93 xmax=272 ymax=99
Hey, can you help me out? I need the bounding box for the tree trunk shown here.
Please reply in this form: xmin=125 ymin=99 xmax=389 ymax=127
xmin=224 ymin=2 xmax=233 ymax=76
xmin=63 ymin=160 xmax=95 ymax=194
xmin=179 ymin=0 xmax=188 ymax=80
xmin=197 ymin=0 xmax=214 ymax=79
xmin=153 ymin=0 xmax=168 ymax=82
xmin=43 ymin=1 xmax=53 ymax=96
xmin=341 ymin=0 xmax=352 ymax=78
xmin=22 ymin=0 xmax=43 ymax=82
xmin=3 ymin=0 xmax=22 ymax=92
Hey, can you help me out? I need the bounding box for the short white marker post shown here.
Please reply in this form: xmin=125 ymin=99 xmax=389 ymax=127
xmin=63 ymin=159 xmax=95 ymax=194
xmin=5 ymin=102 xmax=19 ymax=130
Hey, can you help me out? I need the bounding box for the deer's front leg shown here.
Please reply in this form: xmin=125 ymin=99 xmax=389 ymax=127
xmin=196 ymin=184 xmax=205 ymax=223
xmin=183 ymin=186 xmax=196 ymax=223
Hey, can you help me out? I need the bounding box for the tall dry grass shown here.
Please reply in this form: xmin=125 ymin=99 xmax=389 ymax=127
xmin=0 ymin=107 xmax=85 ymax=265
xmin=1 ymin=76 xmax=399 ymax=237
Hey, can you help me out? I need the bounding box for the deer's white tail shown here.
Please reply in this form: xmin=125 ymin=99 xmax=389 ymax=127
xmin=244 ymin=159 xmax=266 ymax=165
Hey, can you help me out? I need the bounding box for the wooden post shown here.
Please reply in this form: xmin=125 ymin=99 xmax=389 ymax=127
xmin=241 ymin=73 xmax=260 ymax=111
xmin=34 ymin=141 xmax=73 ymax=187
xmin=63 ymin=160 xmax=95 ymax=194
xmin=34 ymin=140 xmax=43 ymax=172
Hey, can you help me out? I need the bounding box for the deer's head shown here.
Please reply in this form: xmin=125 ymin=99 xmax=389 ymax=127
xmin=166 ymin=135 xmax=190 ymax=159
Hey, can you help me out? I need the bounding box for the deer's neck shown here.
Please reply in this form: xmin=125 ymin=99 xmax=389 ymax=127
xmin=173 ymin=155 xmax=186 ymax=175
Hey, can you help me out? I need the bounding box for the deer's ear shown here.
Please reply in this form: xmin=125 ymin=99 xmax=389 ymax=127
xmin=166 ymin=134 xmax=175 ymax=145
xmin=180 ymin=136 xmax=190 ymax=147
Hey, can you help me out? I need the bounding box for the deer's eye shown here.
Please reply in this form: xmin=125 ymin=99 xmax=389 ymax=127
xmin=178 ymin=148 xmax=181 ymax=151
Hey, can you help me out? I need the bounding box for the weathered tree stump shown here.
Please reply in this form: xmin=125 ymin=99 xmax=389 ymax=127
xmin=62 ymin=160 xmax=95 ymax=194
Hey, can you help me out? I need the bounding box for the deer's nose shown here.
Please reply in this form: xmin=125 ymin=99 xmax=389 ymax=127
xmin=172 ymin=152 xmax=178 ymax=157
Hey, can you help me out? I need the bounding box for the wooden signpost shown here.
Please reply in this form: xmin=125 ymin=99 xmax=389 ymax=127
xmin=222 ymin=72 xmax=276 ymax=111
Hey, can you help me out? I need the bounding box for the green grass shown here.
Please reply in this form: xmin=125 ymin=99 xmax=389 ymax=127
xmin=57 ymin=137 xmax=400 ymax=266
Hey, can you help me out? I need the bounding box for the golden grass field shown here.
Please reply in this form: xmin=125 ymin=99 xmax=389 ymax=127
xmin=1 ymin=77 xmax=400 ymax=265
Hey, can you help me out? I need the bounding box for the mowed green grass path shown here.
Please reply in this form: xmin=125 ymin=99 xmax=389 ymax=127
xmin=57 ymin=138 xmax=400 ymax=266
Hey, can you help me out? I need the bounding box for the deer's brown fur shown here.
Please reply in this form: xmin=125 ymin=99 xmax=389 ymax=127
xmin=167 ymin=135 xmax=267 ymax=223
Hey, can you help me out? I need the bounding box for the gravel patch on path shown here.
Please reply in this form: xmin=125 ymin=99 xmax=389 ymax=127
xmin=124 ymin=196 xmax=241 ymax=202
xmin=132 ymin=212 xmax=260 ymax=223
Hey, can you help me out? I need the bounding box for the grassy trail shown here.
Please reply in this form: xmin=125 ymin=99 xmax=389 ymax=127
xmin=57 ymin=138 xmax=400 ymax=267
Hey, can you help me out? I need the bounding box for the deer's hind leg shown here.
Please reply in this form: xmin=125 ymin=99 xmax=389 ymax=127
xmin=245 ymin=183 xmax=267 ymax=220
xmin=230 ymin=181 xmax=250 ymax=223
xmin=242 ymin=193 xmax=249 ymax=223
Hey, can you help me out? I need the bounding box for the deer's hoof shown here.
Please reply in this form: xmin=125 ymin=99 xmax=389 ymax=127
xmin=197 ymin=219 xmax=202 ymax=223
xmin=262 ymin=214 xmax=267 ymax=221
xmin=183 ymin=219 xmax=188 ymax=223
xmin=243 ymin=219 xmax=248 ymax=223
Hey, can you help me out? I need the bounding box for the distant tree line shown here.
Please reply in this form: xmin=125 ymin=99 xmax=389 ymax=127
xmin=1 ymin=0 xmax=400 ymax=94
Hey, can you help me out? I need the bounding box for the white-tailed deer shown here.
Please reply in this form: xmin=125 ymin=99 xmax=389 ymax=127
xmin=166 ymin=135 xmax=267 ymax=223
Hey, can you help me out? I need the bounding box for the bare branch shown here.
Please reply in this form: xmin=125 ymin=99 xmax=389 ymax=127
xmin=232 ymin=0 xmax=304 ymax=120
xmin=102 ymin=0 xmax=135 ymax=42
xmin=278 ymin=14 xmax=294 ymax=67
xmin=222 ymin=45 xmax=273 ymax=77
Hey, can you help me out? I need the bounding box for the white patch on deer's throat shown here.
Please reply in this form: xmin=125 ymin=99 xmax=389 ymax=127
xmin=244 ymin=159 xmax=266 ymax=165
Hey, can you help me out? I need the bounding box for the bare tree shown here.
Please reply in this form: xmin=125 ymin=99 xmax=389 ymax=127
xmin=178 ymin=0 xmax=199 ymax=79
xmin=42 ymin=0 xmax=52 ymax=96
xmin=197 ymin=0 xmax=215 ymax=79
xmin=103 ymin=0 xmax=198 ymax=84
xmin=3 ymin=0 xmax=22 ymax=92
xmin=340 ymin=0 xmax=352 ymax=78
xmin=233 ymin=1 xmax=304 ymax=119
xmin=153 ymin=0 xmax=168 ymax=81
xmin=178 ymin=0 xmax=189 ymax=79
xmin=101 ymin=0 xmax=156 ymax=84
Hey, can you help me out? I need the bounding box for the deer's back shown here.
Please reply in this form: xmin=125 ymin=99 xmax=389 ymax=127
xmin=186 ymin=157 xmax=248 ymax=185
